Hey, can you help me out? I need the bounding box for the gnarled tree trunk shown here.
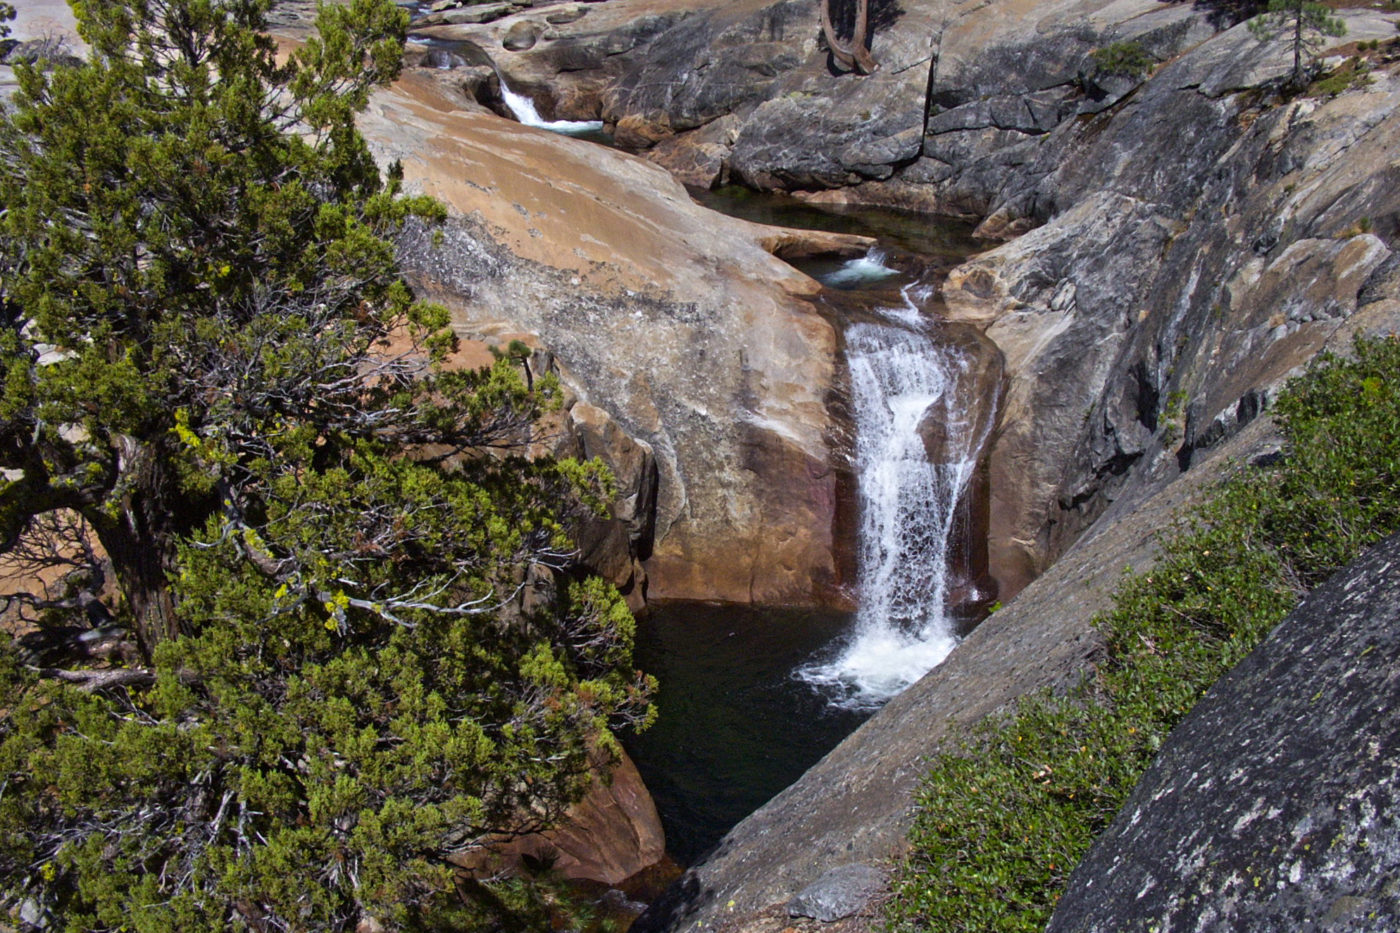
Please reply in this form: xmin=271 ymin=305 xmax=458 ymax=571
xmin=87 ymin=439 xmax=187 ymax=659
xmin=821 ymin=0 xmax=879 ymax=74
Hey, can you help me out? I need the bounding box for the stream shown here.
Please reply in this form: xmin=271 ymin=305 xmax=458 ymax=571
xmin=418 ymin=62 xmax=1002 ymax=869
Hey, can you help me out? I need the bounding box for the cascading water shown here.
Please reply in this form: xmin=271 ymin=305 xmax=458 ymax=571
xmin=798 ymin=285 xmax=991 ymax=710
xmin=819 ymin=248 xmax=901 ymax=289
xmin=498 ymin=78 xmax=606 ymax=136
xmin=618 ymin=199 xmax=990 ymax=864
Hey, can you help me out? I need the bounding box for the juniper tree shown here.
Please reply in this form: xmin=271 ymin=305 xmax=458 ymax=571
xmin=0 ymin=0 xmax=652 ymax=929
xmin=1249 ymin=0 xmax=1346 ymax=87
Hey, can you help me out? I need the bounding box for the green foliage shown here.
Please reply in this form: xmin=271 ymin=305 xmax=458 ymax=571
xmin=1248 ymin=0 xmax=1347 ymax=87
xmin=884 ymin=335 xmax=1400 ymax=932
xmin=1308 ymin=56 xmax=1373 ymax=98
xmin=1089 ymin=40 xmax=1155 ymax=79
xmin=1160 ymin=389 xmax=1188 ymax=448
xmin=0 ymin=0 xmax=652 ymax=929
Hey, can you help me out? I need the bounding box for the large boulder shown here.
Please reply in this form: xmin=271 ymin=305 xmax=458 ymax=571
xmin=1048 ymin=532 xmax=1400 ymax=932
xmin=359 ymin=71 xmax=865 ymax=606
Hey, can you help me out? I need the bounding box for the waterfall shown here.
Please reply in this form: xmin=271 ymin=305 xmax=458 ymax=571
xmin=498 ymin=78 xmax=606 ymax=136
xmin=822 ymin=248 xmax=900 ymax=289
xmin=798 ymin=289 xmax=990 ymax=710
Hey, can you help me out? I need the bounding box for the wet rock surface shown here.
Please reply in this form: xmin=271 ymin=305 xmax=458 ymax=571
xmin=1048 ymin=533 xmax=1400 ymax=933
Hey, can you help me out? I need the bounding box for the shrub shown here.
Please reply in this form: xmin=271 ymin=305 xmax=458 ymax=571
xmin=1090 ymin=41 xmax=1155 ymax=79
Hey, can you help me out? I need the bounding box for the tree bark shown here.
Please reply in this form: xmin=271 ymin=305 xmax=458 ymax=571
xmin=87 ymin=438 xmax=187 ymax=659
xmin=821 ymin=0 xmax=879 ymax=75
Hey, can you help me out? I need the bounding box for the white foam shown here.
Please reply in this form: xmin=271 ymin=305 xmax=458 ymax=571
xmin=499 ymin=79 xmax=605 ymax=136
xmin=797 ymin=313 xmax=990 ymax=710
xmin=819 ymin=248 xmax=899 ymax=288
xmin=797 ymin=627 xmax=958 ymax=711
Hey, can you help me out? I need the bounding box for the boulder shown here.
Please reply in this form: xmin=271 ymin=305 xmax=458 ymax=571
xmin=1048 ymin=532 xmax=1400 ymax=933
xmin=360 ymin=71 xmax=852 ymax=607
xmin=502 ymin=18 xmax=541 ymax=50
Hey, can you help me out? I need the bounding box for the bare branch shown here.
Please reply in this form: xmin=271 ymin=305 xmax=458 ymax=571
xmin=821 ymin=0 xmax=880 ymax=74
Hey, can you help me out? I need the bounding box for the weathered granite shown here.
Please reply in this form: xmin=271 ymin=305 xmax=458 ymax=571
xmin=1048 ymin=533 xmax=1400 ymax=933
xmin=359 ymin=71 xmax=869 ymax=606
xmin=786 ymin=864 xmax=884 ymax=922
xmin=939 ymin=15 xmax=1400 ymax=598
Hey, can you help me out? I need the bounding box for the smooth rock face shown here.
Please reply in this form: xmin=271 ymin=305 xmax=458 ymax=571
xmin=360 ymin=72 xmax=853 ymax=606
xmin=787 ymin=864 xmax=884 ymax=922
xmin=1048 ymin=533 xmax=1400 ymax=933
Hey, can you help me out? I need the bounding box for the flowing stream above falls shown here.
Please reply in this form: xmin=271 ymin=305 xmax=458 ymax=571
xmin=497 ymin=78 xmax=609 ymax=137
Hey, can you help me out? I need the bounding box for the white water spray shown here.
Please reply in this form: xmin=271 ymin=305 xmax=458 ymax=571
xmin=798 ymin=295 xmax=989 ymax=710
xmin=819 ymin=248 xmax=900 ymax=289
xmin=498 ymin=79 xmax=606 ymax=136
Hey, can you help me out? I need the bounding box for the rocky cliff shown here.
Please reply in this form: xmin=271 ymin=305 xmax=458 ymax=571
xmin=417 ymin=0 xmax=1400 ymax=607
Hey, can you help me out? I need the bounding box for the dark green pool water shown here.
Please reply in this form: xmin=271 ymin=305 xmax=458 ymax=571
xmin=621 ymin=603 xmax=872 ymax=866
xmin=689 ymin=185 xmax=981 ymax=261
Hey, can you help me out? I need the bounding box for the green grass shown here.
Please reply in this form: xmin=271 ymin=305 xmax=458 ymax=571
xmin=884 ymin=335 xmax=1400 ymax=932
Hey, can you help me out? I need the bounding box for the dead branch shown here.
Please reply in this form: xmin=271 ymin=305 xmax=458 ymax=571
xmin=821 ymin=0 xmax=880 ymax=74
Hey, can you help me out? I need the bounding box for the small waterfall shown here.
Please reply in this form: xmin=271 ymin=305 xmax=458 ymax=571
xmin=819 ymin=248 xmax=900 ymax=290
xmin=498 ymin=78 xmax=606 ymax=136
xmin=798 ymin=292 xmax=992 ymax=710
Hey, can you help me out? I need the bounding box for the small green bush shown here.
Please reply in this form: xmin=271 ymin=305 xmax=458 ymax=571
xmin=885 ymin=335 xmax=1400 ymax=933
xmin=1090 ymin=41 xmax=1155 ymax=79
